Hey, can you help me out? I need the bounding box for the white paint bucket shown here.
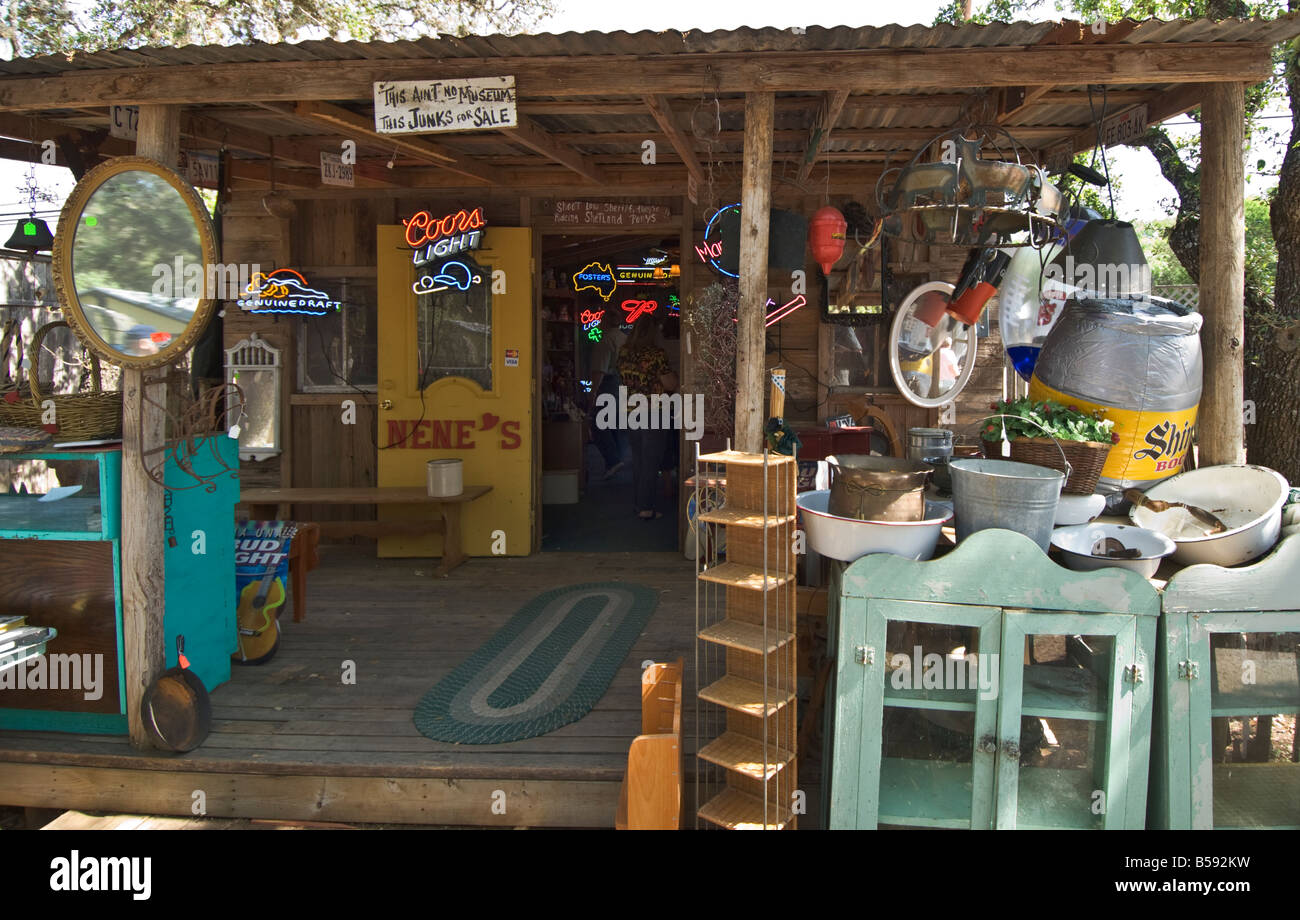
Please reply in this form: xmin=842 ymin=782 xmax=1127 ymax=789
xmin=427 ymin=459 xmax=463 ymax=497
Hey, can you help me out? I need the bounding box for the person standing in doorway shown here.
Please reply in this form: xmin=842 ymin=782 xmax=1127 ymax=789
xmin=617 ymin=318 xmax=677 ymax=519
xmin=588 ymin=314 xmax=627 ymax=479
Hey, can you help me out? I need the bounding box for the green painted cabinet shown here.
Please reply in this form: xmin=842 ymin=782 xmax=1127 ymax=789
xmin=0 ymin=438 xmax=239 ymax=733
xmin=1153 ymin=534 xmax=1300 ymax=829
xmin=0 ymin=448 xmax=128 ymax=733
xmin=828 ymin=529 xmax=1161 ymax=829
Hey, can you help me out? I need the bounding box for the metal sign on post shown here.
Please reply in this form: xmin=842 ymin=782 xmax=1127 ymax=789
xmin=109 ymin=105 xmax=138 ymax=140
xmin=1099 ymin=104 xmax=1149 ymax=148
xmin=182 ymin=152 xmax=219 ymax=188
xmin=320 ymin=151 xmax=355 ymax=188
xmin=373 ymin=76 xmax=517 ymax=135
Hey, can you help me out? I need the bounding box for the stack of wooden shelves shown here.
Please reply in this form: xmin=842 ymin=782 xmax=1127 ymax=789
xmin=693 ymin=449 xmax=798 ymax=829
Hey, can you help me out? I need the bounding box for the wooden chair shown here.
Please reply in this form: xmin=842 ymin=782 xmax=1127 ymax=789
xmin=615 ymin=658 xmax=683 ymax=830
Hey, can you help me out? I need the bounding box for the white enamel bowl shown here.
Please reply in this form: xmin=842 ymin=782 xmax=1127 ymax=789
xmin=1054 ymin=492 xmax=1106 ymax=526
xmin=1129 ymin=464 xmax=1290 ymax=567
xmin=797 ymin=490 xmax=952 ymax=562
xmin=1051 ymin=523 xmax=1176 ymax=578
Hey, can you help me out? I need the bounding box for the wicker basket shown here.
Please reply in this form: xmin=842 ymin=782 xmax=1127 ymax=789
xmin=1009 ymin=436 xmax=1111 ymax=495
xmin=0 ymin=321 xmax=122 ymax=442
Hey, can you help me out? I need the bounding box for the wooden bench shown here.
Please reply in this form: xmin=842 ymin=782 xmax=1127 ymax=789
xmin=615 ymin=658 xmax=683 ymax=830
xmin=239 ymin=485 xmax=492 ymax=578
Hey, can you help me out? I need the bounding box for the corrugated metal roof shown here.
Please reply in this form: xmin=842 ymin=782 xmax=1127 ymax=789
xmin=2 ymin=15 xmax=1297 ymax=77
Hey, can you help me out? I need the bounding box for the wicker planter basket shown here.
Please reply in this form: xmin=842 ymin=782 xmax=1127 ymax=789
xmin=0 ymin=321 xmax=122 ymax=442
xmin=1009 ymin=436 xmax=1111 ymax=495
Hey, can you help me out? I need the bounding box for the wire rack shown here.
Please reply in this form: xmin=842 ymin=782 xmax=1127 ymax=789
xmin=693 ymin=441 xmax=799 ymax=829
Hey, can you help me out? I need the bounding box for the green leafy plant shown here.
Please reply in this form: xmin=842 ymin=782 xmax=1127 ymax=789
xmin=981 ymin=397 xmax=1118 ymax=445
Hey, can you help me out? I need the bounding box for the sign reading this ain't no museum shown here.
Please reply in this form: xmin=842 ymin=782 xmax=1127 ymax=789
xmin=373 ymin=76 xmax=517 ymax=135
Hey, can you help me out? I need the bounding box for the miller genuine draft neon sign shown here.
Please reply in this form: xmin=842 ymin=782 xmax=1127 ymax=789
xmin=238 ymin=269 xmax=342 ymax=316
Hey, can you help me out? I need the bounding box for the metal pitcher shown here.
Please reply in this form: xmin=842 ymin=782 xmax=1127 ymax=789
xmin=826 ymin=454 xmax=931 ymax=522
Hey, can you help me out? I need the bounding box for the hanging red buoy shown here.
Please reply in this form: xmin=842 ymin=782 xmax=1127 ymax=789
xmin=808 ymin=206 xmax=847 ymax=275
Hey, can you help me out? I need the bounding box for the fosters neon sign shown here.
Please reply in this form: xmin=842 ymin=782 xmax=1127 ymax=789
xmin=404 ymin=207 xmax=487 ymax=294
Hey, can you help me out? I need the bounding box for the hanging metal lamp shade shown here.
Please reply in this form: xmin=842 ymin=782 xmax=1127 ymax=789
xmin=1046 ymin=219 xmax=1149 ymax=298
xmin=4 ymin=216 xmax=55 ymax=252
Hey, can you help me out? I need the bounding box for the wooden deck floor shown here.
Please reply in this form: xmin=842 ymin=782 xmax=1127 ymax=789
xmin=0 ymin=549 xmax=698 ymax=827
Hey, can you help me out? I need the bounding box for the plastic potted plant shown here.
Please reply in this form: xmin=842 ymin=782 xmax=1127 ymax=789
xmin=980 ymin=396 xmax=1118 ymax=494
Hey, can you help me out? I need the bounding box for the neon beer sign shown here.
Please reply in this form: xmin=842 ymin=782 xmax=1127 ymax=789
xmin=404 ymin=206 xmax=486 ymax=294
xmin=621 ymin=299 xmax=658 ymax=323
xmin=580 ymin=308 xmax=604 ymax=341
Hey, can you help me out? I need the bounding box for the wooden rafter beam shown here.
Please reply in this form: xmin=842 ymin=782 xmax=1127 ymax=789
xmin=182 ymin=110 xmax=403 ymax=187
xmin=641 ymin=95 xmax=705 ymax=188
xmin=797 ymin=88 xmax=849 ymax=184
xmin=0 ymin=44 xmax=1275 ymax=108
xmin=500 ymin=114 xmax=607 ymax=183
xmin=291 ymin=99 xmax=500 ymax=185
xmin=997 ymin=84 xmax=1055 ymax=124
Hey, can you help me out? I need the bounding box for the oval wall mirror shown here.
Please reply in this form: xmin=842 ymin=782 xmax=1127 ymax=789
xmin=52 ymin=156 xmax=218 ymax=369
xmin=888 ymin=281 xmax=979 ymax=409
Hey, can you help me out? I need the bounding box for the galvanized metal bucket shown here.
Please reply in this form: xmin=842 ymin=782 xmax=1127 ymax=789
xmin=907 ymin=427 xmax=953 ymax=463
xmin=427 ymin=458 xmax=463 ymax=497
xmin=949 ymin=458 xmax=1064 ymax=551
xmin=826 ymin=454 xmax=931 ymax=522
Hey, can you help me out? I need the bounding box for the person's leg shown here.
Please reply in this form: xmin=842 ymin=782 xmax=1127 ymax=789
xmin=591 ymin=373 xmax=622 ymax=472
xmin=637 ymin=428 xmax=669 ymax=517
xmin=629 ymin=428 xmax=653 ymax=514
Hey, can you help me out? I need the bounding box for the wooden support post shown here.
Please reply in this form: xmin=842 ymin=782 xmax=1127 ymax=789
xmin=735 ymin=92 xmax=774 ymax=453
xmin=123 ymin=104 xmax=178 ymax=748
xmin=678 ymin=194 xmax=694 ymax=551
xmin=1199 ymin=82 xmax=1247 ymax=467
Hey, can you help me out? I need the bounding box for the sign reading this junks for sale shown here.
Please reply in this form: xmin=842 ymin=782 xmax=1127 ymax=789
xmin=373 ymin=76 xmax=517 ymax=135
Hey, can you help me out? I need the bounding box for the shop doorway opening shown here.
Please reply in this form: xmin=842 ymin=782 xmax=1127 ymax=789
xmin=538 ymin=234 xmax=682 ymax=552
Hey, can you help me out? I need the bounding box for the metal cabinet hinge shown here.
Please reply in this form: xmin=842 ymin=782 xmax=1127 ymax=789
xmin=1177 ymin=660 xmax=1200 ymax=680
xmin=855 ymin=646 xmax=875 ymax=666
xmin=1125 ymin=663 xmax=1145 ymax=685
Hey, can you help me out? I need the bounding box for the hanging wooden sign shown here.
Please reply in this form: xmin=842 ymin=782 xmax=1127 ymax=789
xmin=552 ymin=200 xmax=671 ymax=227
xmin=373 ymin=77 xmax=517 ymax=135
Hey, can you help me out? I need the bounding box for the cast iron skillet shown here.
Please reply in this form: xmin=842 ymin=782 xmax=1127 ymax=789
xmin=141 ymin=636 xmax=212 ymax=753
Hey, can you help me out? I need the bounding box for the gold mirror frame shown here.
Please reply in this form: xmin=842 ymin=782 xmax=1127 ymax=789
xmin=52 ymin=155 xmax=219 ymax=370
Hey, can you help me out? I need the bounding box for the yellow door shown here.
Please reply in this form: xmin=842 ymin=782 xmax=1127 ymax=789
xmin=376 ymin=224 xmax=533 ymax=557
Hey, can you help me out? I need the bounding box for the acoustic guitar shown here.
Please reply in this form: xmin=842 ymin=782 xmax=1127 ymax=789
xmin=233 ymin=523 xmax=296 ymax=666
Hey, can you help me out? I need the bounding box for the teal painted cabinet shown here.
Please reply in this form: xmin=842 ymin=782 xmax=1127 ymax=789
xmin=1153 ymin=534 xmax=1300 ymax=829
xmin=162 ymin=435 xmax=240 ymax=691
xmin=0 ymin=438 xmax=238 ymax=733
xmin=829 ymin=529 xmax=1161 ymax=829
xmin=0 ymin=448 xmax=128 ymax=733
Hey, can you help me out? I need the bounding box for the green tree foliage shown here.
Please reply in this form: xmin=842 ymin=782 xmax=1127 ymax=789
xmin=2 ymin=0 xmax=555 ymax=57
xmin=939 ymin=0 xmax=1300 ymax=481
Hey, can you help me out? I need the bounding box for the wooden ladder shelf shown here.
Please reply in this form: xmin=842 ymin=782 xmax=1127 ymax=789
xmin=694 ymin=450 xmax=798 ymax=830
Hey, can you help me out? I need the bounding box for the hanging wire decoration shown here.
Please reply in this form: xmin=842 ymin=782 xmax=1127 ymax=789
xmin=136 ymin=370 xmax=244 ymax=492
xmin=875 ymin=123 xmax=1066 ymax=249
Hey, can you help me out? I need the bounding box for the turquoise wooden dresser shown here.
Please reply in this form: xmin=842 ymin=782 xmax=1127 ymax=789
xmin=0 ymin=436 xmax=239 ymax=733
xmin=0 ymin=447 xmax=127 ymax=733
xmin=1152 ymin=533 xmax=1300 ymax=829
xmin=828 ymin=529 xmax=1161 ymax=829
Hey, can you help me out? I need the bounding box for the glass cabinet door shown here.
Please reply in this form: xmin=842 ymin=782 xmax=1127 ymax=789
xmin=832 ymin=598 xmax=1001 ymax=829
xmin=997 ymin=611 xmax=1144 ymax=829
xmin=1195 ymin=617 xmax=1300 ymax=829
